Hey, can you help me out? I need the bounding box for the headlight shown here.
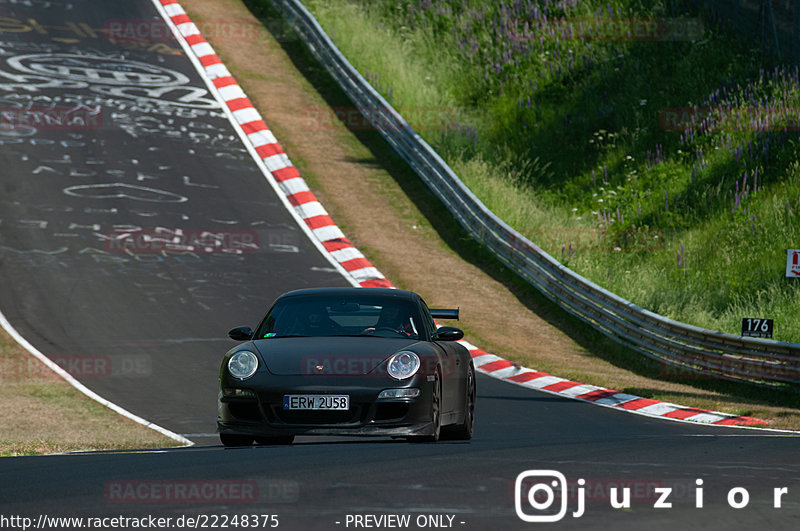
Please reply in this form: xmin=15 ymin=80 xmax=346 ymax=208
xmin=387 ymin=351 xmax=420 ymax=380
xmin=228 ymin=351 xmax=258 ymax=380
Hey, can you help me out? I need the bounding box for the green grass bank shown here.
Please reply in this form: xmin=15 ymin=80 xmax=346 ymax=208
xmin=296 ymin=0 xmax=800 ymax=343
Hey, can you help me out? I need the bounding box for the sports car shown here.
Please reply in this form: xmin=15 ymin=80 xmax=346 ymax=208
xmin=217 ymin=287 xmax=476 ymax=445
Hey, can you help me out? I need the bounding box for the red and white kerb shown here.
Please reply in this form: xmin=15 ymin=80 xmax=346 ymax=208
xmin=158 ymin=0 xmax=767 ymax=429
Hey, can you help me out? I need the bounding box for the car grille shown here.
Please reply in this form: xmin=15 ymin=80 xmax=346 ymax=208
xmin=228 ymin=400 xmax=261 ymax=421
xmin=374 ymin=402 xmax=409 ymax=422
xmin=266 ymin=404 xmax=364 ymax=426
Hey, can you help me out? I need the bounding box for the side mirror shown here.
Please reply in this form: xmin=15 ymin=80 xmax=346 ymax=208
xmin=228 ymin=326 xmax=254 ymax=341
xmin=431 ymin=326 xmax=464 ymax=342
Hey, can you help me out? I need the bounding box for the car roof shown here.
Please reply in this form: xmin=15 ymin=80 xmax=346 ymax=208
xmin=277 ymin=287 xmax=421 ymax=303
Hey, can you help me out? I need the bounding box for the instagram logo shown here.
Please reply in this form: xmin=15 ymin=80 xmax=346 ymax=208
xmin=515 ymin=470 xmax=584 ymax=522
xmin=514 ymin=470 xmax=791 ymax=520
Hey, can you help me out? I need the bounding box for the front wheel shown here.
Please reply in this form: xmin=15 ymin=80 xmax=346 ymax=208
xmin=443 ymin=365 xmax=475 ymax=440
xmin=408 ymin=371 xmax=441 ymax=443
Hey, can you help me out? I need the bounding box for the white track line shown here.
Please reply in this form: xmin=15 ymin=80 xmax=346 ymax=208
xmin=0 ymin=311 xmax=193 ymax=446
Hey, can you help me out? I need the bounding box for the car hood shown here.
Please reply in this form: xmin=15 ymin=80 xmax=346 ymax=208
xmin=251 ymin=336 xmax=421 ymax=376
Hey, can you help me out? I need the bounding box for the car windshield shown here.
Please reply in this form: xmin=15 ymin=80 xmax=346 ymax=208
xmin=255 ymin=294 xmax=421 ymax=340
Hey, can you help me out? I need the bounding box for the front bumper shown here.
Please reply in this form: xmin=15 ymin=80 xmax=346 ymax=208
xmin=217 ymin=374 xmax=435 ymax=438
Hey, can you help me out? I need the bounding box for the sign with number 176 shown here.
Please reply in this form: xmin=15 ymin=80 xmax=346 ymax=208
xmin=741 ymin=318 xmax=773 ymax=338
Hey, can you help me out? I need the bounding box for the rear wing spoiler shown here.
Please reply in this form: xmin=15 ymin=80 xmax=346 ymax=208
xmin=429 ymin=308 xmax=459 ymax=320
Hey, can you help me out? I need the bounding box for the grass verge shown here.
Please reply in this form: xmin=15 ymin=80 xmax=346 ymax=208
xmin=0 ymin=327 xmax=180 ymax=456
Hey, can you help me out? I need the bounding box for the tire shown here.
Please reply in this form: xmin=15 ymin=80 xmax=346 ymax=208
xmin=220 ymin=433 xmax=254 ymax=447
xmin=255 ymin=436 xmax=295 ymax=445
xmin=409 ymin=370 xmax=441 ymax=443
xmin=443 ymin=365 xmax=475 ymax=441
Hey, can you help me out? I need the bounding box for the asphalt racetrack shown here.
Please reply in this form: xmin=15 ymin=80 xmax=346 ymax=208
xmin=0 ymin=0 xmax=798 ymax=529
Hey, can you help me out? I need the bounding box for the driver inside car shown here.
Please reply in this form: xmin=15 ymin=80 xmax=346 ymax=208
xmin=362 ymin=305 xmax=416 ymax=337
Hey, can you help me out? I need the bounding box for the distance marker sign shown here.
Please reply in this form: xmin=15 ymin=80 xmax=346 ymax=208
xmin=741 ymin=318 xmax=773 ymax=339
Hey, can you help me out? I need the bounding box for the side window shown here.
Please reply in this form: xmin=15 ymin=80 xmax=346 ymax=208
xmin=418 ymin=299 xmax=437 ymax=338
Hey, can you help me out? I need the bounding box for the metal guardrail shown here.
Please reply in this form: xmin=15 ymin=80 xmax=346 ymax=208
xmin=272 ymin=0 xmax=800 ymax=389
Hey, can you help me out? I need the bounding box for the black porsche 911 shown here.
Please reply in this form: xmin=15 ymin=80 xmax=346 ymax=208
xmin=217 ymin=287 xmax=476 ymax=446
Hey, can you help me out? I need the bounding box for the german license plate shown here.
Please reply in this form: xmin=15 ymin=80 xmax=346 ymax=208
xmin=283 ymin=395 xmax=349 ymax=410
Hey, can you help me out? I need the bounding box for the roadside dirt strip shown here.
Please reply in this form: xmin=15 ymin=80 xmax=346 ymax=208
xmin=156 ymin=0 xmax=769 ymax=428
